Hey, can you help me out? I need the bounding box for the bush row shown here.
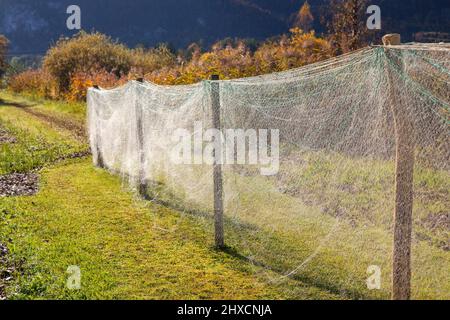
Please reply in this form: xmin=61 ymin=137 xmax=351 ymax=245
xmin=8 ymin=29 xmax=332 ymax=101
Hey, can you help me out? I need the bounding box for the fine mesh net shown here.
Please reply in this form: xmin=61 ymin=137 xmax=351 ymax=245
xmin=87 ymin=45 xmax=449 ymax=299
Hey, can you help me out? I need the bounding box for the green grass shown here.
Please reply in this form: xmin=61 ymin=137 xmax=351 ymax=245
xmin=147 ymin=162 xmax=450 ymax=300
xmin=2 ymin=159 xmax=318 ymax=299
xmin=276 ymin=150 xmax=450 ymax=250
xmin=0 ymin=91 xmax=86 ymax=122
xmin=226 ymin=171 xmax=449 ymax=300
xmin=0 ymin=92 xmax=339 ymax=299
xmin=1 ymin=91 xmax=448 ymax=300
xmin=0 ymin=91 xmax=88 ymax=174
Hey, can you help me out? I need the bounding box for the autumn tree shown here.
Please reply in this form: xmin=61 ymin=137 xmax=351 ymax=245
xmin=293 ymin=1 xmax=315 ymax=32
xmin=0 ymin=35 xmax=9 ymax=78
xmin=326 ymin=0 xmax=372 ymax=54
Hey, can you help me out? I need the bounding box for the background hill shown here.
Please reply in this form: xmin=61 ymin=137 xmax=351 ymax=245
xmin=1 ymin=0 xmax=449 ymax=54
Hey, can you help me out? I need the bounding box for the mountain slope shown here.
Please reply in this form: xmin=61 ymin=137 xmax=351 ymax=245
xmin=0 ymin=0 xmax=449 ymax=55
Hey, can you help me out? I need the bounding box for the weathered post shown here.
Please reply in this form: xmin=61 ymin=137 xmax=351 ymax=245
xmin=135 ymin=78 xmax=147 ymax=197
xmin=92 ymin=85 xmax=105 ymax=168
xmin=383 ymin=34 xmax=415 ymax=300
xmin=210 ymin=74 xmax=225 ymax=248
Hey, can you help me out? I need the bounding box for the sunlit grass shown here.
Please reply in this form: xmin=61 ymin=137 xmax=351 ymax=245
xmin=0 ymin=101 xmax=87 ymax=174
xmin=0 ymin=92 xmax=338 ymax=299
xmin=0 ymin=90 xmax=86 ymax=121
xmin=146 ymin=151 xmax=449 ymax=300
xmin=1 ymin=92 xmax=448 ymax=300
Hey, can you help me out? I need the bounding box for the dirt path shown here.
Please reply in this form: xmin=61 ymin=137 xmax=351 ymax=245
xmin=19 ymin=107 xmax=86 ymax=141
xmin=0 ymin=98 xmax=86 ymax=141
xmin=0 ymin=97 xmax=91 ymax=197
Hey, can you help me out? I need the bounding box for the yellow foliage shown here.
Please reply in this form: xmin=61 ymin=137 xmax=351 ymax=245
xmin=9 ymin=69 xmax=59 ymax=99
xmin=10 ymin=30 xmax=332 ymax=100
xmin=254 ymin=28 xmax=332 ymax=73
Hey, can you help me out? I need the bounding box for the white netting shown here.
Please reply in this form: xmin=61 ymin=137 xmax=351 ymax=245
xmin=87 ymin=45 xmax=449 ymax=299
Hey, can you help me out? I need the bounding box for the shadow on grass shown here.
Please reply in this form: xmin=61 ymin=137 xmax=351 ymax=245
xmin=93 ymin=166 xmax=378 ymax=299
xmin=0 ymin=98 xmax=37 ymax=109
xmin=138 ymin=178 xmax=374 ymax=300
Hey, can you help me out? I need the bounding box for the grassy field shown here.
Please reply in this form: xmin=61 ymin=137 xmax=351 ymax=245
xmin=0 ymin=91 xmax=339 ymax=299
xmin=0 ymin=92 xmax=87 ymax=175
xmin=0 ymin=91 xmax=448 ymax=300
xmin=145 ymin=156 xmax=450 ymax=300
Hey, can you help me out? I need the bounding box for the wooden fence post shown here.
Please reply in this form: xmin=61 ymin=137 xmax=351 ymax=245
xmin=135 ymin=78 xmax=147 ymax=197
xmin=93 ymin=85 xmax=105 ymax=168
xmin=383 ymin=34 xmax=415 ymax=300
xmin=210 ymin=74 xmax=225 ymax=248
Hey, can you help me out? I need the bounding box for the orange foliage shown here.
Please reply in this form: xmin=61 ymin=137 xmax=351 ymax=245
xmin=9 ymin=29 xmax=332 ymax=101
xmin=9 ymin=69 xmax=59 ymax=99
xmin=66 ymin=70 xmax=128 ymax=101
xmin=149 ymin=28 xmax=331 ymax=85
xmin=254 ymin=28 xmax=332 ymax=73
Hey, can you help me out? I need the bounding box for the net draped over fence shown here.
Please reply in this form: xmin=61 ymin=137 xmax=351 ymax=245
xmin=87 ymin=45 xmax=449 ymax=299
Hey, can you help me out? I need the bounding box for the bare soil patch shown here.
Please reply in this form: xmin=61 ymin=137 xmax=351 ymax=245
xmin=422 ymin=212 xmax=450 ymax=231
xmin=0 ymin=127 xmax=16 ymax=144
xmin=19 ymin=107 xmax=86 ymax=141
xmin=0 ymin=98 xmax=86 ymax=141
xmin=0 ymin=243 xmax=12 ymax=300
xmin=419 ymin=212 xmax=450 ymax=251
xmin=0 ymin=172 xmax=39 ymax=197
xmin=57 ymin=150 xmax=92 ymax=162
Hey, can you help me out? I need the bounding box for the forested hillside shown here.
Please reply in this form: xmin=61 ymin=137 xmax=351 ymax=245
xmin=1 ymin=0 xmax=449 ymax=54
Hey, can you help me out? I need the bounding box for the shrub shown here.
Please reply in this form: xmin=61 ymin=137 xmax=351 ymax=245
xmin=0 ymin=35 xmax=9 ymax=78
xmin=254 ymin=28 xmax=332 ymax=73
xmin=130 ymin=44 xmax=176 ymax=76
xmin=9 ymin=69 xmax=59 ymax=99
xmin=147 ymin=40 xmax=256 ymax=85
xmin=43 ymin=32 xmax=132 ymax=92
xmin=10 ymin=30 xmax=333 ymax=100
xmin=148 ymin=29 xmax=331 ymax=85
xmin=67 ymin=70 xmax=128 ymax=102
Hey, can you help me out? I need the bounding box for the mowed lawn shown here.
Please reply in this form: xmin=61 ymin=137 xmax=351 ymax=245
xmin=0 ymin=92 xmax=339 ymax=299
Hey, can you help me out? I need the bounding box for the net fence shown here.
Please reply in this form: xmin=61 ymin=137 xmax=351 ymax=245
xmin=87 ymin=45 xmax=449 ymax=299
